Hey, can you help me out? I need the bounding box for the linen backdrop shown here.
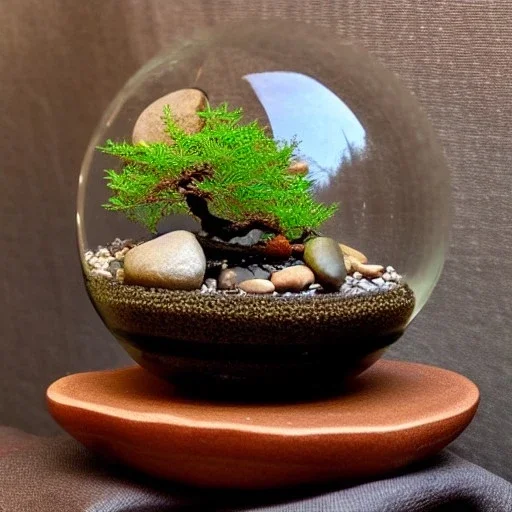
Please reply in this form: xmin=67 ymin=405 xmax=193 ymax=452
xmin=0 ymin=0 xmax=510 ymax=481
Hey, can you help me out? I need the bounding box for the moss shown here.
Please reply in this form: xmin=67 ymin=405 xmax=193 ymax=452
xmin=99 ymin=103 xmax=337 ymax=240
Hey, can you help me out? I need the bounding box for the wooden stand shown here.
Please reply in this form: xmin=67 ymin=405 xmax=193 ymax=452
xmin=47 ymin=360 xmax=479 ymax=489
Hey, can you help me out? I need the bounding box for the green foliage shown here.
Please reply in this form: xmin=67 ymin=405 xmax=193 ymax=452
xmin=99 ymin=103 xmax=337 ymax=239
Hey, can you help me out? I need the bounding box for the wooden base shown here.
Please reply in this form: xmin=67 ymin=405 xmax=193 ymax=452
xmin=47 ymin=360 xmax=479 ymax=489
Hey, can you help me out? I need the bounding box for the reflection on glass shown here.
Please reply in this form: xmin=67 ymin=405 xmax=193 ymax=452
xmin=244 ymin=71 xmax=366 ymax=188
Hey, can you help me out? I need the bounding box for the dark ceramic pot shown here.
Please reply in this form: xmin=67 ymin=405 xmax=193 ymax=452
xmin=87 ymin=277 xmax=415 ymax=398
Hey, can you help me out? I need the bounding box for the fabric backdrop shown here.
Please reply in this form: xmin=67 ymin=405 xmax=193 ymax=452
xmin=0 ymin=0 xmax=510 ymax=482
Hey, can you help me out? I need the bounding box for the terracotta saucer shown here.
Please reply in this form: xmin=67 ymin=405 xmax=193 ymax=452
xmin=47 ymin=360 xmax=479 ymax=489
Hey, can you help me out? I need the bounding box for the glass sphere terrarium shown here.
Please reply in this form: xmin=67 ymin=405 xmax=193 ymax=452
xmin=77 ymin=22 xmax=449 ymax=397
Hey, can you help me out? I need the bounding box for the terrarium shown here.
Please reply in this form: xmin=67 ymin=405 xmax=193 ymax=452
xmin=77 ymin=22 xmax=450 ymax=396
xmin=46 ymin=21 xmax=482 ymax=490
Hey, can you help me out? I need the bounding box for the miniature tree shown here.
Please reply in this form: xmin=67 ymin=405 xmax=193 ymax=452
xmin=100 ymin=103 xmax=337 ymax=241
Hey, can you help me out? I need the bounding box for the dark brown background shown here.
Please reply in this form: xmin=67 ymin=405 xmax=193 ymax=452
xmin=1 ymin=0 xmax=510 ymax=482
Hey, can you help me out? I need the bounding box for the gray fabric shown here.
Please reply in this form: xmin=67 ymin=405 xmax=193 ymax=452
xmin=0 ymin=430 xmax=511 ymax=512
xmin=0 ymin=0 xmax=511 ymax=482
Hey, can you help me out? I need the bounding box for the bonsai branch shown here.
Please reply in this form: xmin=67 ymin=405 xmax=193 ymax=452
xmin=148 ymin=164 xmax=282 ymax=240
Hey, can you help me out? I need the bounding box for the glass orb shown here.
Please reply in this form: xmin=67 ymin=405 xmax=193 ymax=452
xmin=77 ymin=22 xmax=449 ymax=393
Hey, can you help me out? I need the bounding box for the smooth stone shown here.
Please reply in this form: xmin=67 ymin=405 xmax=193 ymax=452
xmin=303 ymin=237 xmax=347 ymax=290
xmin=238 ymin=279 xmax=275 ymax=294
xmin=132 ymin=89 xmax=207 ymax=145
xmin=124 ymin=231 xmax=206 ymax=290
xmin=339 ymin=244 xmax=368 ymax=264
xmin=271 ymin=266 xmax=315 ymax=293
xmin=218 ymin=267 xmax=254 ymax=290
xmin=372 ymin=277 xmax=386 ymax=287
xmin=108 ymin=261 xmax=122 ymax=276
xmin=47 ymin=362 xmax=479 ymax=489
xmin=351 ymin=261 xmax=385 ymax=279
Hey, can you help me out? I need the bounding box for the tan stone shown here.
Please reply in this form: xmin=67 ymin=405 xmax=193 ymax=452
xmin=339 ymin=244 xmax=368 ymax=264
xmin=344 ymin=255 xmax=352 ymax=273
xmin=239 ymin=279 xmax=275 ymax=294
xmin=132 ymin=89 xmax=208 ymax=145
xmin=288 ymin=161 xmax=309 ymax=175
xmin=271 ymin=265 xmax=315 ymax=293
xmin=124 ymin=231 xmax=206 ymax=290
xmin=348 ymin=257 xmax=385 ymax=278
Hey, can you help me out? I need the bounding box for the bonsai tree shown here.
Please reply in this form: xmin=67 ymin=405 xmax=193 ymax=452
xmin=100 ymin=103 xmax=337 ymax=242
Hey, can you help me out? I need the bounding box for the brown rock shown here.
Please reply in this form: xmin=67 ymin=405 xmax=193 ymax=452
xmin=239 ymin=279 xmax=275 ymax=294
xmin=344 ymin=255 xmax=352 ymax=273
xmin=271 ymin=266 xmax=315 ymax=293
xmin=132 ymin=89 xmax=207 ymax=145
xmin=339 ymin=244 xmax=368 ymax=264
xmin=349 ymin=258 xmax=385 ymax=278
xmin=287 ymin=161 xmax=309 ymax=175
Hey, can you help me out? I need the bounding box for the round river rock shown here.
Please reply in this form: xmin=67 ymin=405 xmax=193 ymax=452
xmin=271 ymin=265 xmax=315 ymax=293
xmin=124 ymin=231 xmax=206 ymax=290
xmin=239 ymin=279 xmax=275 ymax=294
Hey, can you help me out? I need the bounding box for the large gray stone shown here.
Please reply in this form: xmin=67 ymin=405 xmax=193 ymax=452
xmin=132 ymin=89 xmax=207 ymax=145
xmin=124 ymin=231 xmax=206 ymax=290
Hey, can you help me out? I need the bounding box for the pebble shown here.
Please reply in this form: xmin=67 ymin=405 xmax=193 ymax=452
xmin=116 ymin=269 xmax=125 ymax=282
xmin=386 ymin=266 xmax=396 ymax=273
xmin=341 ymin=283 xmax=352 ymax=294
xmin=271 ymin=266 xmax=315 ymax=293
xmin=108 ymin=238 xmax=133 ymax=255
xmin=309 ymin=283 xmax=322 ymax=290
xmin=84 ymin=251 xmax=94 ymax=261
xmin=108 ymin=261 xmax=122 ymax=274
xmin=238 ymin=279 xmax=275 ymax=294
xmin=205 ymin=278 xmax=217 ymax=291
xmin=353 ymin=272 xmax=363 ymax=280
xmin=114 ymin=250 xmax=127 ymax=260
xmin=350 ymin=261 xmax=385 ymax=278
xmin=372 ymin=277 xmax=386 ymax=287
xmin=382 ymin=272 xmax=392 ymax=281
xmin=132 ymin=89 xmax=207 ymax=144
xmin=218 ymin=267 xmax=254 ymax=290
xmin=339 ymin=244 xmax=368 ymax=264
xmin=123 ymin=230 xmax=206 ymax=290
xmin=90 ymin=269 xmax=112 ymax=279
xmin=303 ymin=237 xmax=347 ymax=290
xmin=357 ymin=279 xmax=379 ymax=292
